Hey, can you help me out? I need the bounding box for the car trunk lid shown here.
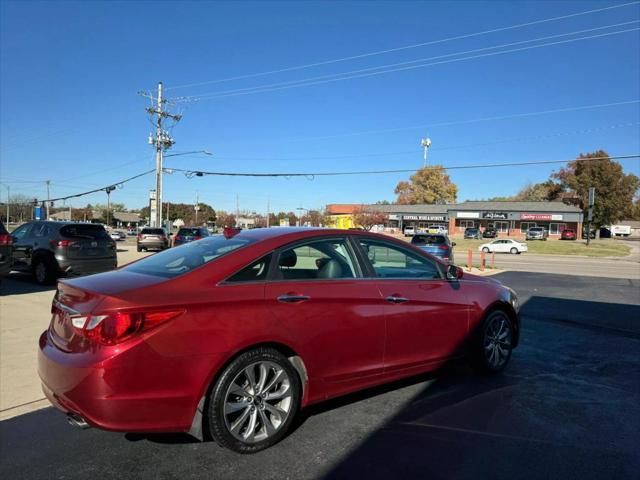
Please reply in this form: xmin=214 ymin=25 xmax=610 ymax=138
xmin=49 ymin=271 xmax=169 ymax=351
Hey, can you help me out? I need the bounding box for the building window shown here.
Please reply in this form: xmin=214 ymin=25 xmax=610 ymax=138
xmin=459 ymin=220 xmax=475 ymax=228
xmin=520 ymin=222 xmax=536 ymax=233
xmin=494 ymin=221 xmax=509 ymax=233
xmin=549 ymin=223 xmax=566 ymax=235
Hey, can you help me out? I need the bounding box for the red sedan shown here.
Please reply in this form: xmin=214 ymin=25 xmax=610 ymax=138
xmin=561 ymin=229 xmax=577 ymax=240
xmin=38 ymin=228 xmax=520 ymax=453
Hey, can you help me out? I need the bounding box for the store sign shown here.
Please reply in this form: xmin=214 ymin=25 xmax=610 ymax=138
xmin=521 ymin=213 xmax=564 ymax=221
xmin=457 ymin=212 xmax=480 ymax=219
xmin=482 ymin=212 xmax=508 ymax=220
xmin=401 ymin=214 xmax=446 ymax=221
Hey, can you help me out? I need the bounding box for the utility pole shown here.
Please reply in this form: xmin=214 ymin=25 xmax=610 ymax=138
xmin=236 ymin=194 xmax=240 ymax=220
xmin=140 ymin=82 xmax=181 ymax=228
xmin=105 ymin=185 xmax=116 ymax=227
xmin=45 ymin=180 xmax=51 ymax=220
xmin=421 ymin=137 xmax=432 ymax=169
xmin=194 ymin=191 xmax=200 ymax=225
xmin=0 ymin=183 xmax=9 ymax=225
xmin=587 ymin=187 xmax=595 ymax=246
xmin=266 ymin=198 xmax=270 ymax=228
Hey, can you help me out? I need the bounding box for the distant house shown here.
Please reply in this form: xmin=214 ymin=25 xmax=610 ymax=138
xmin=49 ymin=211 xmax=72 ymax=221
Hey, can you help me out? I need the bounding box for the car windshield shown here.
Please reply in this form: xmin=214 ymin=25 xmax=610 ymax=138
xmin=466 ymin=229 xmax=478 ymax=233
xmin=123 ymin=235 xmax=257 ymax=278
xmin=530 ymin=228 xmax=544 ymax=231
xmin=412 ymin=235 xmax=446 ymax=245
xmin=177 ymin=228 xmax=201 ymax=236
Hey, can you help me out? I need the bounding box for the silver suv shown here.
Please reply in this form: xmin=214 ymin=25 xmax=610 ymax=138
xmin=526 ymin=226 xmax=548 ymax=241
xmin=10 ymin=221 xmax=117 ymax=285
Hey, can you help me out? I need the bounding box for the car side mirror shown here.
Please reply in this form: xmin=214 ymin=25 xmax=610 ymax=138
xmin=446 ymin=264 xmax=463 ymax=280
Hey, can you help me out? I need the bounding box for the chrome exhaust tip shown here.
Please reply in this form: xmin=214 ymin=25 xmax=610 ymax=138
xmin=66 ymin=414 xmax=90 ymax=429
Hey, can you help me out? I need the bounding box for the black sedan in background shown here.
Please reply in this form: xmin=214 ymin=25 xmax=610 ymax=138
xmin=483 ymin=228 xmax=498 ymax=238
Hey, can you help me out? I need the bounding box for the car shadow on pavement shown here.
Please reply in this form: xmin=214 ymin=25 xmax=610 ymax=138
xmin=0 ymin=272 xmax=55 ymax=296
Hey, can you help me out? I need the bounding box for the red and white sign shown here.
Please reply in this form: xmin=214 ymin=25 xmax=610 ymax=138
xmin=521 ymin=213 xmax=563 ymax=221
xmin=521 ymin=214 xmax=551 ymax=221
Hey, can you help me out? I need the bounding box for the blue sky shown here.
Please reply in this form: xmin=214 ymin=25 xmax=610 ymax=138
xmin=1 ymin=0 xmax=639 ymax=214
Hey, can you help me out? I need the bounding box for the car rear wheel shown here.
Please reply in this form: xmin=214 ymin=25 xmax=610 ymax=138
xmin=482 ymin=247 xmax=490 ymax=253
xmin=474 ymin=310 xmax=513 ymax=373
xmin=33 ymin=256 xmax=57 ymax=285
xmin=207 ymin=347 xmax=301 ymax=453
xmin=510 ymin=247 xmax=518 ymax=254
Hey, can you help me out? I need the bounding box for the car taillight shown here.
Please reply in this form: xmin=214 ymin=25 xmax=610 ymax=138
xmin=137 ymin=234 xmax=143 ymax=239
xmin=50 ymin=239 xmax=76 ymax=248
xmin=72 ymin=310 xmax=183 ymax=345
xmin=438 ymin=245 xmax=449 ymax=250
xmin=194 ymin=235 xmax=201 ymax=240
xmin=0 ymin=234 xmax=12 ymax=246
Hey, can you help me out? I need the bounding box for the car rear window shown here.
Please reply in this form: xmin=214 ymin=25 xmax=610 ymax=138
xmin=123 ymin=235 xmax=257 ymax=278
xmin=411 ymin=235 xmax=446 ymax=245
xmin=466 ymin=228 xmax=478 ymax=233
xmin=60 ymin=224 xmax=110 ymax=240
xmin=530 ymin=227 xmax=544 ymax=232
xmin=142 ymin=228 xmax=165 ymax=235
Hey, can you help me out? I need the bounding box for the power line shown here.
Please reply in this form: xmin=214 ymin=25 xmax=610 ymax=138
xmin=44 ymin=169 xmax=155 ymax=203
xmin=211 ymin=122 xmax=640 ymax=162
xmin=184 ymin=21 xmax=640 ymax=101
xmin=166 ymin=1 xmax=640 ymax=91
xmin=260 ymin=99 xmax=640 ymax=143
xmin=165 ymin=154 xmax=640 ymax=178
xmin=186 ymin=27 xmax=640 ymax=101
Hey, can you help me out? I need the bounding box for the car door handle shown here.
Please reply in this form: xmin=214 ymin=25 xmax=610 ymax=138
xmin=385 ymin=295 xmax=409 ymax=304
xmin=277 ymin=294 xmax=311 ymax=303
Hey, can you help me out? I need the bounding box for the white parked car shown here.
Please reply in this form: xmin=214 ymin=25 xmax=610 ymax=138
xmin=404 ymin=226 xmax=415 ymax=237
xmin=427 ymin=224 xmax=448 ymax=235
xmin=478 ymin=239 xmax=528 ymax=254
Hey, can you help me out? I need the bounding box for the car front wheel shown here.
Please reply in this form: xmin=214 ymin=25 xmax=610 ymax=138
xmin=482 ymin=247 xmax=490 ymax=253
xmin=207 ymin=347 xmax=301 ymax=453
xmin=510 ymin=247 xmax=518 ymax=254
xmin=475 ymin=310 xmax=513 ymax=373
xmin=33 ymin=257 xmax=57 ymax=285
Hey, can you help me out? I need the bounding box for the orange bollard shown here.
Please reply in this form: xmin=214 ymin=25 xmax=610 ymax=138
xmin=467 ymin=249 xmax=473 ymax=272
xmin=491 ymin=252 xmax=495 ymax=269
xmin=480 ymin=250 xmax=485 ymax=271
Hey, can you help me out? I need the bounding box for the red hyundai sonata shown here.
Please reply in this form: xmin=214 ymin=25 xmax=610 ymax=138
xmin=38 ymin=228 xmax=519 ymax=453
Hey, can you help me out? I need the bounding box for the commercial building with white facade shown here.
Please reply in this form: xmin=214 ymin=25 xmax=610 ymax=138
xmin=374 ymin=201 xmax=584 ymax=238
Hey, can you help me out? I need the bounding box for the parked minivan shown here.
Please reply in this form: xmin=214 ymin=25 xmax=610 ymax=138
xmin=526 ymin=227 xmax=548 ymax=241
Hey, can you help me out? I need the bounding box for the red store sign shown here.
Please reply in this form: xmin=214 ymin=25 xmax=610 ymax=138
xmin=521 ymin=214 xmax=552 ymax=221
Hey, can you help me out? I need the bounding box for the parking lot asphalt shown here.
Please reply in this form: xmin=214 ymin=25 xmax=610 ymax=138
xmin=1 ymin=270 xmax=638 ymax=479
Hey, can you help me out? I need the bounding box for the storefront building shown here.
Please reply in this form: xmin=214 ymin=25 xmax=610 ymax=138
xmin=448 ymin=202 xmax=583 ymax=238
xmin=327 ymin=201 xmax=583 ymax=237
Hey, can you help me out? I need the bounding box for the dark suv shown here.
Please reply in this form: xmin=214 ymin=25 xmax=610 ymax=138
xmin=0 ymin=221 xmax=12 ymax=279
xmin=173 ymin=226 xmax=211 ymax=247
xmin=10 ymin=221 xmax=117 ymax=285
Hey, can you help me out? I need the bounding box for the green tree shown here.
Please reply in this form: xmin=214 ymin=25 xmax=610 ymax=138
xmin=394 ymin=166 xmax=458 ymax=204
xmin=552 ymin=150 xmax=640 ymax=227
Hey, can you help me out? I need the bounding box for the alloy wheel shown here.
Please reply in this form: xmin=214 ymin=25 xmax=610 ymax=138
xmin=223 ymin=361 xmax=293 ymax=444
xmin=35 ymin=262 xmax=47 ymax=284
xmin=483 ymin=313 xmax=512 ymax=369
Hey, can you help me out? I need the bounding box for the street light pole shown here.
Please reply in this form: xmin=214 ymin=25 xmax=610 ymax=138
xmin=0 ymin=183 xmax=9 ymax=225
xmin=105 ymin=185 xmax=116 ymax=227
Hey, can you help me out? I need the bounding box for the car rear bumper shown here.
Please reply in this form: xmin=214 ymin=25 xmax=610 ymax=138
xmin=57 ymin=257 xmax=117 ymax=276
xmin=37 ymin=330 xmax=225 ymax=433
xmin=138 ymin=240 xmax=167 ymax=249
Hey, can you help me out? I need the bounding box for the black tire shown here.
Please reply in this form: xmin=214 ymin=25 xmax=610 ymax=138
xmin=510 ymin=247 xmax=518 ymax=254
xmin=207 ymin=347 xmax=301 ymax=454
xmin=32 ymin=256 xmax=57 ymax=285
xmin=482 ymin=247 xmax=490 ymax=253
xmin=473 ymin=310 xmax=514 ymax=373
xmin=136 ymin=246 xmax=142 ymax=252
